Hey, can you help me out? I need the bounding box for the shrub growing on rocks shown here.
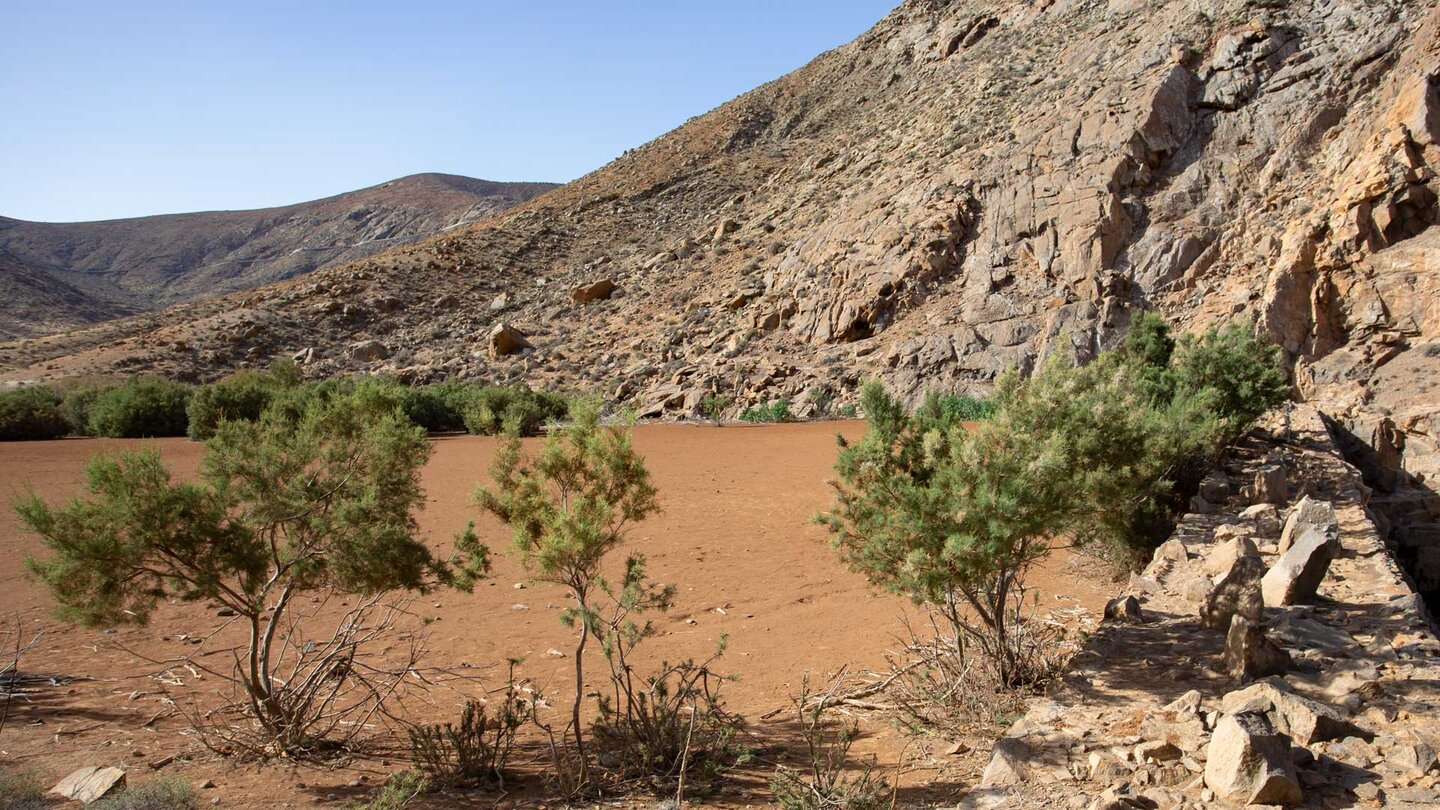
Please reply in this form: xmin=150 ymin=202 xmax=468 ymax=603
xmin=0 ymin=386 xmax=67 ymax=441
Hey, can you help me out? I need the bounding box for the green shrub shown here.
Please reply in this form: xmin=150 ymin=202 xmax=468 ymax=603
xmin=88 ymin=778 xmax=198 ymax=810
xmin=933 ymin=392 xmax=996 ymax=422
xmin=700 ymin=393 xmax=733 ymax=422
xmin=186 ymin=370 xmax=278 ymax=440
xmin=60 ymin=384 xmax=109 ymax=436
xmin=1171 ymin=322 xmax=1289 ymax=436
xmin=0 ymin=387 xmax=68 ymax=441
xmin=739 ymin=399 xmax=793 ymax=423
xmin=400 ymin=380 xmax=471 ymax=433
xmin=462 ymin=385 xmax=568 ymax=437
xmin=86 ymin=377 xmax=191 ymax=438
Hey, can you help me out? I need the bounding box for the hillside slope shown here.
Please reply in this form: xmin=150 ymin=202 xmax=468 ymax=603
xmin=2 ymin=0 xmax=1437 ymax=467
xmin=0 ymin=173 xmax=557 ymax=337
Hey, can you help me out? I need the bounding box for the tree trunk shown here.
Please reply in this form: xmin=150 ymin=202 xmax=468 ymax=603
xmin=572 ymin=608 xmax=591 ymax=787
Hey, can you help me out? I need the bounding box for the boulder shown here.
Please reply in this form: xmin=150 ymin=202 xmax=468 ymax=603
xmin=1388 ymin=732 xmax=1439 ymax=776
xmin=1252 ymin=464 xmax=1287 ymax=506
xmin=1103 ymin=594 xmax=1144 ymax=624
xmin=1199 ymin=471 xmax=1233 ymax=505
xmin=1241 ymin=503 xmax=1282 ymax=538
xmin=488 ymin=322 xmax=531 ymax=357
xmin=571 ymin=278 xmax=617 ymax=305
xmin=1277 ymin=497 xmax=1337 ymax=553
xmin=349 ymin=339 xmax=389 ymax=362
xmin=1221 ymin=680 xmax=1369 ymax=745
xmin=1204 ymin=534 xmax=1260 ymax=577
xmin=979 ymin=736 xmax=1031 ymax=787
xmin=50 ymin=767 xmax=127 ymax=803
xmin=489 ymin=292 xmax=510 ymax=311
xmin=1203 ymin=712 xmax=1302 ymax=806
xmin=1225 ymin=615 xmax=1291 ymax=682
xmin=1201 ymin=554 xmax=1266 ymax=631
xmin=1260 ymin=523 xmax=1340 ymax=606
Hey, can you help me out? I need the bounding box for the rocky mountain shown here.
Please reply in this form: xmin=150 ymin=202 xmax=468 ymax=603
xmin=1 ymin=0 xmax=1437 ymax=476
xmin=0 ymin=173 xmax=557 ymax=338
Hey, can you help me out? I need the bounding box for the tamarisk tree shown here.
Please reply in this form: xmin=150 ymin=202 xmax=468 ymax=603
xmin=19 ymin=382 xmax=488 ymax=755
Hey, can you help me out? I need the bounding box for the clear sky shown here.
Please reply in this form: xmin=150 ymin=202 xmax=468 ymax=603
xmin=0 ymin=1 xmax=897 ymax=223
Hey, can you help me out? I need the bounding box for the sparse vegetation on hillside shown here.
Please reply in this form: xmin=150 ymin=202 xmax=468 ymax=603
xmin=18 ymin=383 xmax=489 ymax=756
xmin=740 ymin=398 xmax=794 ymax=423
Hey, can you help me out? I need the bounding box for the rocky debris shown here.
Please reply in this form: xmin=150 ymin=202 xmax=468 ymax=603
xmin=1203 ymin=712 xmax=1302 ymax=806
xmin=1277 ymin=497 xmax=1338 ymax=554
xmin=1241 ymin=504 xmax=1282 ymax=539
xmin=349 ymin=339 xmax=389 ymax=362
xmin=488 ymin=322 xmax=531 ymax=357
xmin=1103 ymin=594 xmax=1143 ymax=624
xmin=1251 ymin=465 xmax=1288 ymax=507
xmin=1201 ymin=555 xmax=1266 ymax=631
xmin=489 ymin=292 xmax=509 ymax=311
xmin=50 ymin=766 xmax=127 ymax=803
xmin=1204 ymin=533 xmax=1260 ymax=577
xmin=571 ymin=278 xmax=617 ymax=305
xmin=1261 ymin=522 xmax=1341 ymax=606
xmin=979 ymin=736 xmax=1030 ymax=788
xmin=1224 ymin=615 xmax=1292 ymax=682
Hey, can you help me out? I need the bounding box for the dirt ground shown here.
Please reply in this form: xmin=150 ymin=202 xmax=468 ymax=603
xmin=0 ymin=422 xmax=1118 ymax=807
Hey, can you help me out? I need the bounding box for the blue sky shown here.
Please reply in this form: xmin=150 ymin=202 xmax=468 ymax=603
xmin=0 ymin=1 xmax=896 ymax=222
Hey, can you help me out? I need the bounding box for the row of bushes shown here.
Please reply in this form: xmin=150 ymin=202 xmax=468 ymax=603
xmin=0 ymin=364 xmax=569 ymax=441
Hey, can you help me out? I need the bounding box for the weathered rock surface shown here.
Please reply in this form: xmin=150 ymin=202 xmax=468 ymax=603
xmin=1203 ymin=712 xmax=1302 ymax=807
xmin=50 ymin=766 xmax=126 ymax=803
xmin=1277 ymin=497 xmax=1338 ymax=554
xmin=1201 ymin=554 xmax=1266 ymax=631
xmin=1261 ymin=523 xmax=1341 ymax=607
xmin=570 ymin=278 xmax=617 ymax=305
xmin=1225 ymin=614 xmax=1292 ymax=682
xmin=487 ymin=322 xmax=531 ymax=358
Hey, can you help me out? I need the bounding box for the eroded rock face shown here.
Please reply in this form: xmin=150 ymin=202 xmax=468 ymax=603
xmin=1204 ymin=712 xmax=1302 ymax=807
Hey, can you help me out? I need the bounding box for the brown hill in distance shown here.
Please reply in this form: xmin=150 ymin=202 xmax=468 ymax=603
xmin=2 ymin=0 xmax=1437 ymax=473
xmin=0 ymin=173 xmax=557 ymax=338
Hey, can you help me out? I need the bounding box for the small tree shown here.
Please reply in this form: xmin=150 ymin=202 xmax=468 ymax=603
xmin=19 ymin=383 xmax=488 ymax=755
xmin=474 ymin=400 xmax=659 ymax=788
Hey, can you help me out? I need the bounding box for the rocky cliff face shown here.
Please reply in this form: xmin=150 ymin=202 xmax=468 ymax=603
xmin=1 ymin=1 xmax=1436 ymax=465
xmin=0 ymin=173 xmax=557 ymax=338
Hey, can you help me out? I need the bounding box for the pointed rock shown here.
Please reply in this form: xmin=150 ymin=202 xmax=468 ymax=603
xmin=488 ymin=322 xmax=531 ymax=357
xmin=1261 ymin=523 xmax=1340 ymax=606
xmin=1201 ymin=554 xmax=1266 ymax=631
xmin=1277 ymin=496 xmax=1337 ymax=553
xmin=1203 ymin=712 xmax=1302 ymax=806
xmin=1103 ymin=594 xmax=1144 ymax=624
xmin=1224 ymin=615 xmax=1291 ymax=682
xmin=1220 ymin=680 xmax=1369 ymax=745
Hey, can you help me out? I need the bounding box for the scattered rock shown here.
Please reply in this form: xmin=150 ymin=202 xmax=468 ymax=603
xmin=571 ymin=278 xmax=617 ymax=305
xmin=50 ymin=767 xmax=127 ymax=803
xmin=1261 ymin=523 xmax=1340 ymax=606
xmin=1199 ymin=472 xmax=1233 ymax=505
xmin=1201 ymin=554 xmax=1266 ymax=631
xmin=1277 ymin=497 xmax=1338 ymax=554
xmin=1224 ymin=615 xmax=1291 ymax=682
xmin=1204 ymin=534 xmax=1260 ymax=577
xmin=488 ymin=322 xmax=531 ymax=357
xmin=1203 ymin=712 xmax=1302 ymax=806
xmin=349 ymin=339 xmax=389 ymax=362
xmin=1103 ymin=594 xmax=1144 ymax=624
xmin=980 ymin=736 xmax=1031 ymax=787
xmin=1241 ymin=503 xmax=1282 ymax=538
xmin=1221 ymin=680 xmax=1369 ymax=745
xmin=1252 ymin=465 xmax=1288 ymax=506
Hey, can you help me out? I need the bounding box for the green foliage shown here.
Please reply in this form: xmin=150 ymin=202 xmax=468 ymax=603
xmin=699 ymin=393 xmax=733 ymax=422
xmin=462 ymin=385 xmax=570 ymax=437
xmin=86 ymin=376 xmax=191 ymax=438
xmin=1171 ymin=323 xmax=1289 ymax=435
xmin=88 ymin=778 xmax=199 ymax=810
xmin=0 ymin=386 xmax=67 ymax=441
xmin=345 ymin=773 xmax=429 ymax=810
xmin=820 ymin=317 xmax=1288 ymax=685
xmin=933 ymin=392 xmax=996 ymax=422
xmin=19 ymin=383 xmax=488 ymax=752
xmin=399 ymin=380 xmax=471 ymax=433
xmin=805 ymin=385 xmax=836 ymax=416
xmin=739 ymin=399 xmax=793 ymax=423
xmin=0 ymin=769 xmax=45 ymax=810
xmin=474 ymin=399 xmax=661 ymax=788
xmin=186 ymin=363 xmax=301 ymax=440
xmin=59 ymin=384 xmax=108 ymax=436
